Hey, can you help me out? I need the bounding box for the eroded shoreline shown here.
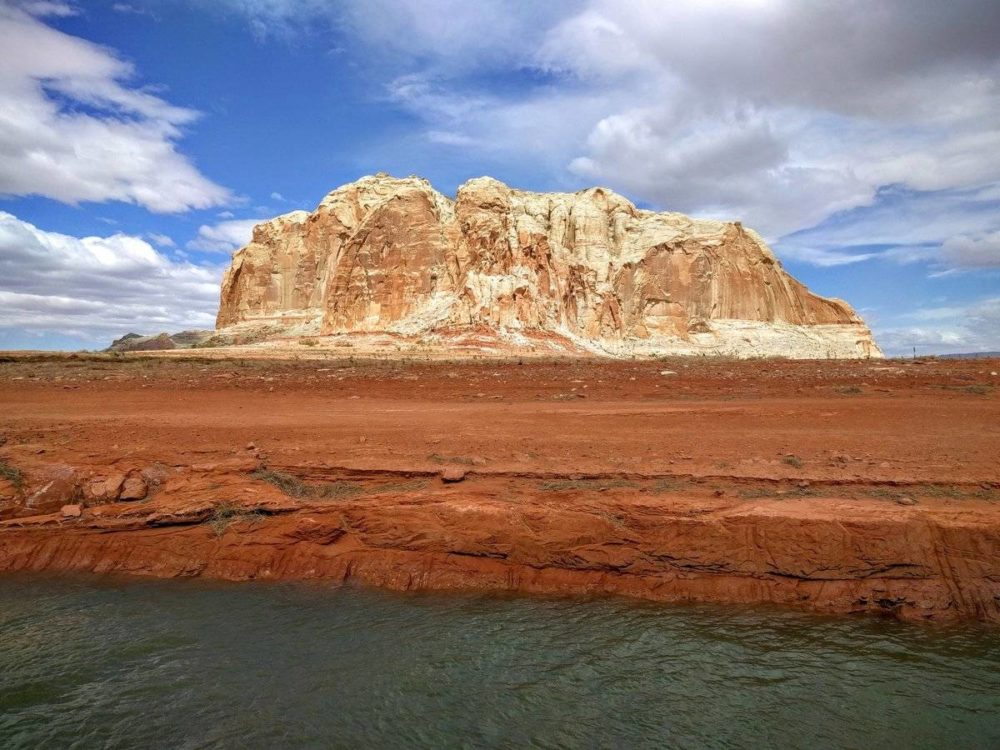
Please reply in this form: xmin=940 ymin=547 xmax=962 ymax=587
xmin=1 ymin=353 xmax=998 ymax=622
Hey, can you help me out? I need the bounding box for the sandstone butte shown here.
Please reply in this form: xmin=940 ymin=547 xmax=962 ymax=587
xmin=215 ymin=174 xmax=882 ymax=359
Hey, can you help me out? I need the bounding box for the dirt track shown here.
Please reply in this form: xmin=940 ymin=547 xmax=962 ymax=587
xmin=1 ymin=353 xmax=998 ymax=622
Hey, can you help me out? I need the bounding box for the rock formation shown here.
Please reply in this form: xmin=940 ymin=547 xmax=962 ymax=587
xmin=217 ymin=174 xmax=881 ymax=358
xmin=106 ymin=330 xmax=211 ymax=352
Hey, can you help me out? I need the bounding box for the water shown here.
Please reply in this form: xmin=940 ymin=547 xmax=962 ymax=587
xmin=0 ymin=577 xmax=997 ymax=749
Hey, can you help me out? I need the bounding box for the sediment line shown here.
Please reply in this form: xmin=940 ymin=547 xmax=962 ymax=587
xmin=1 ymin=472 xmax=998 ymax=624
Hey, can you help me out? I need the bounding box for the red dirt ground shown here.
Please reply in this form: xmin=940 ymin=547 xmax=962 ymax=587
xmin=1 ymin=352 xmax=998 ymax=622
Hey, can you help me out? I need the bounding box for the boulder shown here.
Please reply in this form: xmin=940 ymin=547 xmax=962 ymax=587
xmin=119 ymin=473 xmax=148 ymax=501
xmin=85 ymin=473 xmax=125 ymax=503
xmin=26 ymin=465 xmax=79 ymax=514
xmin=440 ymin=467 xmax=467 ymax=483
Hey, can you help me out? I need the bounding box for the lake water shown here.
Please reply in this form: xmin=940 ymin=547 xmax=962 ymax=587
xmin=0 ymin=576 xmax=997 ymax=749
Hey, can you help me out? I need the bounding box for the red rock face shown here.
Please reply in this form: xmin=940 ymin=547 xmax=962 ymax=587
xmin=217 ymin=174 xmax=881 ymax=358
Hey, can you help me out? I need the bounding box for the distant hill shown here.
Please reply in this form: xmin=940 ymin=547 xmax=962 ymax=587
xmin=106 ymin=330 xmax=212 ymax=352
xmin=936 ymin=352 xmax=1000 ymax=359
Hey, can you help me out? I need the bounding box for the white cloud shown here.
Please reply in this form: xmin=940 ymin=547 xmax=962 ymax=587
xmin=111 ymin=3 xmax=150 ymax=15
xmin=270 ymin=191 xmax=285 ymax=201
xmin=145 ymin=232 xmax=175 ymax=248
xmin=16 ymin=1 xmax=78 ymax=17
xmin=941 ymin=231 xmax=1000 ymax=268
xmin=776 ymin=185 xmax=1000 ymax=269
xmin=313 ymin=0 xmax=1000 ymax=251
xmin=0 ymin=6 xmax=231 ymax=213
xmin=875 ymin=297 xmax=1000 ymax=355
xmin=187 ymin=219 xmax=259 ymax=253
xmin=0 ymin=211 xmax=223 ymax=343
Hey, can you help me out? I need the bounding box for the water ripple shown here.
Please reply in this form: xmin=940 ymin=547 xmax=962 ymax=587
xmin=0 ymin=576 xmax=997 ymax=749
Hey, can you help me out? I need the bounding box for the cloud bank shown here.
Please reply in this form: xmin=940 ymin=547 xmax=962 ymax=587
xmin=0 ymin=3 xmax=230 ymax=212
xmin=341 ymin=0 xmax=1000 ymax=246
xmin=0 ymin=211 xmax=224 ymax=344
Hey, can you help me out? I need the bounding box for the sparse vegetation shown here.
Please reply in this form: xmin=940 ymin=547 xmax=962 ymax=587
xmin=538 ymin=478 xmax=637 ymax=492
xmin=835 ymin=386 xmax=863 ymax=395
xmin=0 ymin=461 xmax=23 ymax=490
xmin=253 ymin=469 xmax=311 ymax=497
xmin=962 ymin=384 xmax=991 ymax=395
xmin=738 ymin=487 xmax=778 ymax=499
xmin=427 ymin=453 xmax=475 ymax=465
xmin=300 ymin=338 xmax=319 ymax=347
xmin=937 ymin=383 xmax=993 ymax=396
xmin=782 ymin=455 xmax=804 ymax=469
xmin=651 ymin=478 xmax=681 ymax=493
xmin=252 ymin=469 xmax=427 ymax=501
xmin=209 ymin=502 xmax=264 ymax=537
xmin=867 ymin=483 xmax=999 ymax=502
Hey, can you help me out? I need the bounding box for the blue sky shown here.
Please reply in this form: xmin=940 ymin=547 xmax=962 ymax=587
xmin=1 ymin=0 xmax=998 ymax=354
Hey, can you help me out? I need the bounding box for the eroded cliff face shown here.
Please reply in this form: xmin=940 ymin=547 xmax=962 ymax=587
xmin=217 ymin=174 xmax=881 ymax=358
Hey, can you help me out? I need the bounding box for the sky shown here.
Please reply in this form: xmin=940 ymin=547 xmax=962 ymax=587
xmin=1 ymin=0 xmax=999 ymax=355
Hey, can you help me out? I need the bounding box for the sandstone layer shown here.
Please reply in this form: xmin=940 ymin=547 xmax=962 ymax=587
xmin=2 ymin=354 xmax=997 ymax=623
xmin=217 ymin=175 xmax=881 ymax=358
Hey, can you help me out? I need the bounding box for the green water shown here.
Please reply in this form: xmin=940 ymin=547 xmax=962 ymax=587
xmin=0 ymin=577 xmax=997 ymax=749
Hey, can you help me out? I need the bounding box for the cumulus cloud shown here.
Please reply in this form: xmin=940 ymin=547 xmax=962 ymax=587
xmin=187 ymin=219 xmax=259 ymax=253
xmin=537 ymin=1 xmax=1000 ymax=239
xmin=319 ymin=0 xmax=1000 ymax=259
xmin=0 ymin=211 xmax=223 ymax=344
xmin=0 ymin=5 xmax=230 ymax=212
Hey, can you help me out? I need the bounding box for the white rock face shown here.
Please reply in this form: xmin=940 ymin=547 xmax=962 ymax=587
xmin=217 ymin=174 xmax=882 ymax=359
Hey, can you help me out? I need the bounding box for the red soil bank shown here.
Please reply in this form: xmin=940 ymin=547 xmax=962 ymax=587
xmin=1 ymin=353 xmax=998 ymax=623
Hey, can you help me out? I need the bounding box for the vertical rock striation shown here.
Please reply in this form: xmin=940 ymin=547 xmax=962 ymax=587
xmin=217 ymin=174 xmax=881 ymax=358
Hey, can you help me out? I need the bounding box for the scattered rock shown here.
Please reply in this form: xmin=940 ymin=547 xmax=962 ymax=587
xmin=119 ymin=473 xmax=148 ymax=501
xmin=61 ymin=504 xmax=82 ymax=518
xmin=85 ymin=473 xmax=125 ymax=502
xmin=26 ymin=465 xmax=79 ymax=513
xmin=660 ymin=370 xmax=678 ymax=376
xmin=895 ymin=496 xmax=917 ymax=506
xmin=245 ymin=442 xmax=256 ymax=451
xmin=440 ymin=467 xmax=466 ymax=483
xmin=140 ymin=464 xmax=171 ymax=491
